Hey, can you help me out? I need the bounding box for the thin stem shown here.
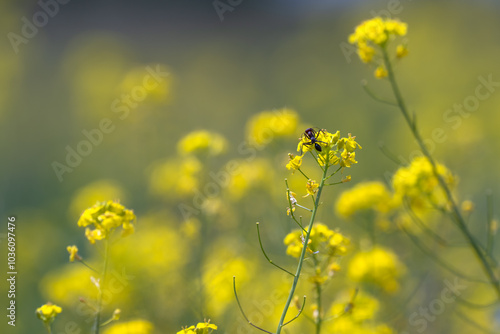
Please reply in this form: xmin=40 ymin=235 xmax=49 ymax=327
xmin=93 ymin=239 xmax=110 ymax=334
xmin=297 ymin=168 xmax=310 ymax=180
xmin=79 ymin=259 xmax=99 ymax=273
xmin=382 ymin=46 xmax=500 ymax=299
xmin=312 ymin=256 xmax=322 ymax=334
xmin=256 ymin=223 xmax=295 ymax=276
xmin=399 ymin=222 xmax=489 ymax=284
xmin=361 ymin=79 xmax=397 ymax=106
xmin=486 ymin=191 xmax=495 ymax=255
xmin=233 ymin=277 xmax=275 ymax=334
xmin=282 ymin=296 xmax=306 ymax=326
xmin=276 ymin=163 xmax=330 ymax=333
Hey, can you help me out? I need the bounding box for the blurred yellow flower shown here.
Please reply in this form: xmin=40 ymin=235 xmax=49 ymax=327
xmin=203 ymin=245 xmax=254 ymax=317
xmin=349 ymin=17 xmax=407 ymax=48
xmin=284 ymin=223 xmax=349 ymax=258
xmin=77 ymin=200 xmax=136 ymax=244
xmin=374 ymin=65 xmax=388 ymax=79
xmin=227 ymin=159 xmax=274 ymax=200
xmin=103 ymin=319 xmax=153 ymax=334
xmin=36 ymin=303 xmax=62 ymax=323
xmin=335 ymin=181 xmax=394 ymax=218
xmin=119 ymin=65 xmax=172 ymax=103
xmin=247 ymin=108 xmax=299 ymax=147
xmin=149 ymin=156 xmax=202 ymax=198
xmin=392 ymin=157 xmax=455 ymax=211
xmin=348 ymin=247 xmax=406 ymax=293
xmin=66 ymin=245 xmax=79 ymax=262
xmin=69 ymin=179 xmax=125 ymax=218
xmin=340 ymin=150 xmax=357 ymax=168
xmin=177 ymin=130 xmax=228 ymax=156
xmin=396 ymin=44 xmax=409 ymax=58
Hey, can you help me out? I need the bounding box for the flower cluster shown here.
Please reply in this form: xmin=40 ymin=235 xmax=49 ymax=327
xmin=335 ymin=181 xmax=394 ymax=218
xmin=348 ymin=17 xmax=408 ymax=78
xmin=284 ymin=223 xmax=349 ymax=258
xmin=288 ymin=129 xmax=361 ymax=172
xmin=247 ymin=108 xmax=299 ymax=147
xmin=177 ymin=320 xmax=218 ymax=334
xmin=177 ymin=130 xmax=228 ymax=156
xmin=347 ymin=246 xmax=406 ymax=293
xmin=77 ymin=200 xmax=136 ymax=244
xmin=392 ymin=156 xmax=455 ymax=211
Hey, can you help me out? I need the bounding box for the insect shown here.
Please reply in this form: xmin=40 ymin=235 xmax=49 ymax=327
xmin=299 ymin=128 xmax=328 ymax=154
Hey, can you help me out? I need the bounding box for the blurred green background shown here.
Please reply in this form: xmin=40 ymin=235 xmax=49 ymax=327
xmin=1 ymin=0 xmax=500 ymax=333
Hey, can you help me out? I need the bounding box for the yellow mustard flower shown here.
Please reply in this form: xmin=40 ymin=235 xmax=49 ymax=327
xmin=348 ymin=246 xmax=406 ymax=293
xmin=149 ymin=156 xmax=202 ymax=198
xmin=112 ymin=308 xmax=121 ymax=321
xmin=349 ymin=17 xmax=407 ymax=48
xmin=103 ymin=319 xmax=153 ymax=334
xmin=247 ymin=108 xmax=299 ymax=147
xmin=349 ymin=17 xmax=408 ymax=78
xmin=396 ymin=44 xmax=409 ymax=58
xmin=461 ymin=200 xmax=475 ymax=213
xmin=340 ymin=150 xmax=357 ymax=168
xmin=392 ymin=156 xmax=455 ymax=211
xmin=36 ymin=302 xmax=62 ymax=324
xmin=374 ymin=65 xmax=388 ymax=79
xmin=177 ymin=130 xmax=228 ymax=156
xmin=305 ymin=179 xmax=319 ymax=197
xmin=286 ymin=153 xmax=303 ymax=171
xmin=284 ymin=223 xmax=349 ymax=258
xmin=78 ymin=200 xmax=136 ymax=244
xmin=335 ymin=181 xmax=394 ymax=218
xmin=66 ymin=245 xmax=80 ymax=262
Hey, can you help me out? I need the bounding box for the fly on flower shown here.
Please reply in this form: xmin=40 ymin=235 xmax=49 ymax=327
xmin=299 ymin=128 xmax=328 ymax=155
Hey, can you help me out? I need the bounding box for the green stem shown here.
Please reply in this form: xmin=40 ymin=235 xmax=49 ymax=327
xmin=312 ymin=255 xmax=322 ymax=334
xmin=381 ymin=47 xmax=500 ymax=299
xmin=93 ymin=239 xmax=110 ymax=334
xmin=276 ymin=163 xmax=329 ymax=333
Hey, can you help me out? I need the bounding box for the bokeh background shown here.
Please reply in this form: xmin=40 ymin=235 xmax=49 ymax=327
xmin=1 ymin=0 xmax=500 ymax=333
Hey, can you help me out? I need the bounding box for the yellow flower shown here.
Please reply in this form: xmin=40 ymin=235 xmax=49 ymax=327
xmin=374 ymin=65 xmax=388 ymax=79
xmin=177 ymin=130 xmax=228 ymax=156
xmin=349 ymin=17 xmax=407 ymax=47
xmin=247 ymin=108 xmax=299 ymax=147
xmin=286 ymin=153 xmax=303 ymax=171
xmin=349 ymin=17 xmax=408 ymax=69
xmin=78 ymin=200 xmax=136 ymax=243
xmin=348 ymin=247 xmax=406 ymax=293
xmin=340 ymin=150 xmax=357 ymax=168
xmin=112 ymin=309 xmax=121 ymax=321
xmin=396 ymin=44 xmax=409 ymax=58
xmin=66 ymin=245 xmax=79 ymax=262
xmin=338 ymin=133 xmax=362 ymax=153
xmin=358 ymin=43 xmax=375 ymax=63
xmin=103 ymin=319 xmax=153 ymax=334
xmin=305 ymin=179 xmax=319 ymax=197
xmin=177 ymin=326 xmax=196 ymax=334
xmin=335 ymin=181 xmax=394 ymax=218
xmin=284 ymin=223 xmax=349 ymax=258
xmin=36 ymin=303 xmax=62 ymax=323
xmin=149 ymin=156 xmax=202 ymax=198
xmin=392 ymin=157 xmax=455 ymax=211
